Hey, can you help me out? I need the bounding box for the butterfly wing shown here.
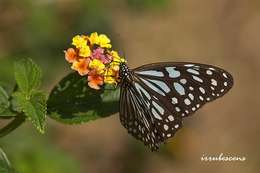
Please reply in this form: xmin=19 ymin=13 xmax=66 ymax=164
xmin=119 ymin=62 xmax=233 ymax=150
xmin=133 ymin=62 xmax=233 ymax=118
xmin=119 ymin=77 xmax=183 ymax=151
xmin=120 ymin=81 xmax=158 ymax=150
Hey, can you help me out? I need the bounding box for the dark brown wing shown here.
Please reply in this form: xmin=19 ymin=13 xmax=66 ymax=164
xmin=133 ymin=62 xmax=233 ymax=118
xmin=119 ymin=62 xmax=233 ymax=150
xmin=119 ymin=73 xmax=183 ymax=151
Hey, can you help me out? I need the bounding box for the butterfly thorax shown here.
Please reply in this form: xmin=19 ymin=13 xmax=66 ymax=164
xmin=119 ymin=63 xmax=131 ymax=82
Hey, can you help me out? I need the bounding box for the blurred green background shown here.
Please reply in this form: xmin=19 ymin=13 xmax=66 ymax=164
xmin=0 ymin=0 xmax=259 ymax=172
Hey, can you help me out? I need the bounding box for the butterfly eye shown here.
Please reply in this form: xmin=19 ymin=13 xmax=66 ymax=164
xmin=119 ymin=62 xmax=233 ymax=150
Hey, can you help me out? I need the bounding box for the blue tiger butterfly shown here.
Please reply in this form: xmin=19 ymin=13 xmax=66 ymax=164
xmin=118 ymin=62 xmax=233 ymax=151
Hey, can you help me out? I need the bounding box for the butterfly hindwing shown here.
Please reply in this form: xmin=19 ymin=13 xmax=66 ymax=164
xmin=133 ymin=76 xmax=184 ymax=139
xmin=120 ymin=81 xmax=160 ymax=150
xmin=119 ymin=79 xmax=183 ymax=150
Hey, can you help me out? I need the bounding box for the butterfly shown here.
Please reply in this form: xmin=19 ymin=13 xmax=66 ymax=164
xmin=118 ymin=62 xmax=233 ymax=151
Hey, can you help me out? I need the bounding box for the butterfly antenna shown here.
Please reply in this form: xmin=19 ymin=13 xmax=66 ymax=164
xmin=121 ymin=46 xmax=127 ymax=62
xmin=113 ymin=31 xmax=128 ymax=62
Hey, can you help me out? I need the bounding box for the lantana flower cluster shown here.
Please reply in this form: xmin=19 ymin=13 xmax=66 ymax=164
xmin=64 ymin=32 xmax=125 ymax=90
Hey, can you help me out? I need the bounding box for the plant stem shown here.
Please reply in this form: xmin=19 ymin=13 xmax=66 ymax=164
xmin=0 ymin=114 xmax=26 ymax=138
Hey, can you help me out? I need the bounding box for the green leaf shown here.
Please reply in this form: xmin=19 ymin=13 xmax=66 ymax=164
xmin=0 ymin=148 xmax=17 ymax=173
xmin=47 ymin=72 xmax=120 ymax=124
xmin=0 ymin=86 xmax=10 ymax=115
xmin=14 ymin=58 xmax=42 ymax=94
xmin=13 ymin=91 xmax=47 ymax=133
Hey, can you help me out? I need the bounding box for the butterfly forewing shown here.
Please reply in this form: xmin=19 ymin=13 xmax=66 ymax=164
xmin=133 ymin=62 xmax=233 ymax=118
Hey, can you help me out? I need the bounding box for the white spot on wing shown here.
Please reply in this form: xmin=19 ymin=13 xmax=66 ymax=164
xmin=180 ymin=79 xmax=187 ymax=84
xmin=187 ymin=68 xmax=200 ymax=75
xmin=211 ymin=79 xmax=217 ymax=86
xmin=224 ymin=82 xmax=228 ymax=86
xmin=171 ymin=97 xmax=178 ymax=104
xmin=152 ymin=108 xmax=162 ymax=120
xmin=184 ymin=98 xmax=191 ymax=105
xmin=168 ymin=115 xmax=174 ymax=121
xmin=188 ymin=93 xmax=194 ymax=100
xmin=134 ymin=83 xmax=151 ymax=100
xmin=140 ymin=78 xmax=165 ymax=96
xmin=192 ymin=75 xmax=203 ymax=83
xmin=164 ymin=124 xmax=169 ymax=131
xmin=173 ymin=82 xmax=185 ymax=95
xmin=223 ymin=73 xmax=228 ymax=78
xmin=199 ymin=87 xmax=206 ymax=94
xmin=184 ymin=64 xmax=194 ymax=67
xmin=148 ymin=79 xmax=170 ymax=93
xmin=135 ymin=70 xmax=164 ymax=77
xmin=206 ymin=70 xmax=213 ymax=75
xmin=152 ymin=101 xmax=164 ymax=115
xmin=165 ymin=67 xmax=180 ymax=78
xmin=175 ymin=107 xmax=181 ymax=112
xmin=153 ymin=96 xmax=159 ymax=100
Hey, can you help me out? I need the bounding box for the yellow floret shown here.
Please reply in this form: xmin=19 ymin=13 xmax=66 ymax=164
xmin=99 ymin=34 xmax=112 ymax=48
xmin=79 ymin=46 xmax=91 ymax=57
xmin=89 ymin=59 xmax=105 ymax=74
xmin=89 ymin=32 xmax=100 ymax=45
xmin=104 ymin=68 xmax=117 ymax=84
xmin=104 ymin=76 xmax=117 ymax=84
xmin=72 ymin=35 xmax=87 ymax=48
xmin=111 ymin=50 xmax=126 ymax=63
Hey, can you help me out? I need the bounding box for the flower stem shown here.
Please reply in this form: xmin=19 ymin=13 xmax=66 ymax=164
xmin=0 ymin=114 xmax=26 ymax=138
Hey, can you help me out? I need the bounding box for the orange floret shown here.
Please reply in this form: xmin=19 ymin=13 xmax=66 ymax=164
xmin=88 ymin=74 xmax=104 ymax=90
xmin=71 ymin=58 xmax=91 ymax=76
xmin=64 ymin=48 xmax=77 ymax=63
